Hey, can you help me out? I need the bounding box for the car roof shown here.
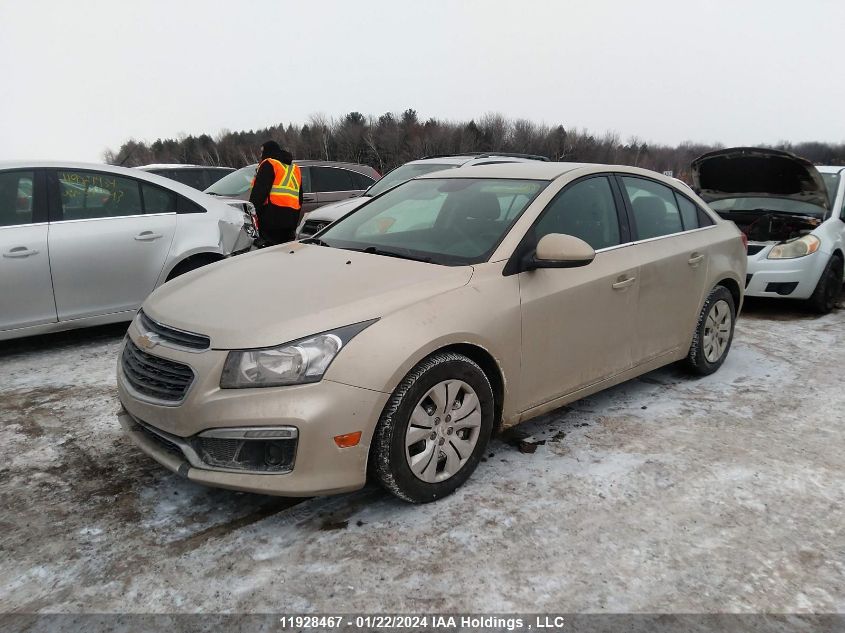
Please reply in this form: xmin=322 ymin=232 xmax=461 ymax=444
xmin=816 ymin=165 xmax=845 ymax=174
xmin=415 ymin=161 xmax=700 ymax=187
xmin=137 ymin=164 xmax=233 ymax=171
xmin=233 ymin=160 xmax=377 ymax=175
xmin=402 ymin=154 xmax=547 ymax=168
xmin=416 ymin=161 xmax=591 ymax=180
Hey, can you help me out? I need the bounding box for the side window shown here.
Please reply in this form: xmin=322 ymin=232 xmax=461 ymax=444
xmin=675 ymin=193 xmax=700 ymax=230
xmin=204 ymin=168 xmax=231 ymax=188
xmin=171 ymin=169 xmax=205 ymax=190
xmin=534 ymin=176 xmax=621 ymax=250
xmin=698 ymin=208 xmax=715 ymax=227
xmin=299 ymin=166 xmax=312 ymax=193
xmin=350 ymin=171 xmax=375 ymax=190
xmin=622 ymin=177 xmax=683 ymax=240
xmin=176 ymin=194 xmax=205 ymax=214
xmin=312 ymin=167 xmax=356 ymax=193
xmin=141 ymin=183 xmax=176 ymax=213
xmin=0 ymin=170 xmax=35 ymax=227
xmin=57 ymin=171 xmax=142 ymax=220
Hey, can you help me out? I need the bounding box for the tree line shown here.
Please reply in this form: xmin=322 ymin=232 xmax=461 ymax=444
xmin=104 ymin=109 xmax=845 ymax=181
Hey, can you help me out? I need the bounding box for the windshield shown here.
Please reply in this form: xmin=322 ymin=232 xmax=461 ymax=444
xmin=708 ymin=197 xmax=826 ymax=217
xmin=365 ymin=163 xmax=456 ymax=197
xmin=822 ymin=172 xmax=841 ymax=206
xmin=317 ymin=178 xmax=546 ymax=265
xmin=205 ymin=165 xmax=257 ymax=196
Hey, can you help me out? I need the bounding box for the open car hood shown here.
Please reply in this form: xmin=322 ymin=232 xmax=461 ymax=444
xmin=691 ymin=147 xmax=830 ymax=210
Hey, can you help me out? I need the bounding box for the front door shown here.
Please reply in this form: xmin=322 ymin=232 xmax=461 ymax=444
xmin=0 ymin=169 xmax=57 ymax=331
xmin=47 ymin=169 xmax=176 ymax=321
xmin=518 ymin=175 xmax=637 ymax=411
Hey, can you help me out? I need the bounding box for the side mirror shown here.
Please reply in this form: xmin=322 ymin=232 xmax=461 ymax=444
xmin=528 ymin=233 xmax=595 ymax=270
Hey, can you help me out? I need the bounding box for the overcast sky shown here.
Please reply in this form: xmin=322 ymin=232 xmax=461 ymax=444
xmin=1 ymin=0 xmax=843 ymax=163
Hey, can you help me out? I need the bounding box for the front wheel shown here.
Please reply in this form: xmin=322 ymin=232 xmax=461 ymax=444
xmin=807 ymin=255 xmax=843 ymax=314
xmin=371 ymin=352 xmax=495 ymax=503
xmin=685 ymin=285 xmax=736 ymax=376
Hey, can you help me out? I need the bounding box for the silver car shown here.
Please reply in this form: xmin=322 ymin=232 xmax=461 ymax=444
xmin=0 ymin=161 xmax=254 ymax=341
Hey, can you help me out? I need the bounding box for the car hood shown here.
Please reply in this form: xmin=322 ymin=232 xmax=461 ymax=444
xmin=691 ymin=147 xmax=830 ymax=210
xmin=308 ymin=196 xmax=369 ymax=222
xmin=143 ymin=243 xmax=473 ymax=349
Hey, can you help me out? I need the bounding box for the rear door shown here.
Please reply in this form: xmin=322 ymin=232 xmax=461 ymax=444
xmin=311 ymin=166 xmax=365 ymax=210
xmin=47 ymin=169 xmax=177 ymax=321
xmin=0 ymin=169 xmax=57 ymax=331
xmin=618 ymin=175 xmax=713 ymax=364
xmin=517 ymin=175 xmax=638 ymax=411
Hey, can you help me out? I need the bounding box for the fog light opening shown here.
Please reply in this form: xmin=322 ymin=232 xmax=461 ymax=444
xmin=334 ymin=431 xmax=362 ymax=448
xmin=264 ymin=442 xmax=287 ymax=467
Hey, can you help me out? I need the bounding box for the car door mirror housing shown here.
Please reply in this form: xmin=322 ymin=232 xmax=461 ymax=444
xmin=529 ymin=233 xmax=596 ymax=270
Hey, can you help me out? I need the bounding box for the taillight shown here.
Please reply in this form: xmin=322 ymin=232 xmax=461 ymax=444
xmin=740 ymin=232 xmax=748 ymax=249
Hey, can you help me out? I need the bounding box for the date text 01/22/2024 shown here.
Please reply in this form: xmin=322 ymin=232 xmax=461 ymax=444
xmin=277 ymin=615 xmax=568 ymax=630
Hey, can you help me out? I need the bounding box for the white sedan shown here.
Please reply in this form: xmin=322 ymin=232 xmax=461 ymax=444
xmin=0 ymin=161 xmax=255 ymax=341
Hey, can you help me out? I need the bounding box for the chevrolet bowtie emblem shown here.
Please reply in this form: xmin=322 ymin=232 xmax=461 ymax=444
xmin=136 ymin=333 xmax=158 ymax=350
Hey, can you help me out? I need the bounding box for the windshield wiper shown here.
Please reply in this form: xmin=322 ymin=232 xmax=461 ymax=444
xmin=359 ymin=246 xmax=432 ymax=263
xmin=301 ymin=237 xmax=331 ymax=247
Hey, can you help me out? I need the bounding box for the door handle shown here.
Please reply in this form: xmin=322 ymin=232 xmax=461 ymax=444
xmin=134 ymin=231 xmax=163 ymax=241
xmin=688 ymin=253 xmax=704 ymax=267
xmin=3 ymin=246 xmax=39 ymax=258
xmin=302 ymin=195 xmax=316 ymax=202
xmin=612 ymin=275 xmax=636 ymax=290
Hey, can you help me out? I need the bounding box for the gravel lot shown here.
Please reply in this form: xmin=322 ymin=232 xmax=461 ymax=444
xmin=1 ymin=300 xmax=844 ymax=614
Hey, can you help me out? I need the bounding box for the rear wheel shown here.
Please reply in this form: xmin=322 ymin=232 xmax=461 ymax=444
xmin=685 ymin=285 xmax=736 ymax=376
xmin=371 ymin=352 xmax=494 ymax=503
xmin=807 ymin=255 xmax=843 ymax=314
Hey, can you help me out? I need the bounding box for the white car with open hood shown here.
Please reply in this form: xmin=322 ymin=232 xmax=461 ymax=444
xmin=692 ymin=148 xmax=845 ymax=313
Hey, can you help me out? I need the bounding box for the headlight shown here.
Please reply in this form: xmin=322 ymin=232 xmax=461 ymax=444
xmin=767 ymin=234 xmax=821 ymax=259
xmin=220 ymin=320 xmax=376 ymax=388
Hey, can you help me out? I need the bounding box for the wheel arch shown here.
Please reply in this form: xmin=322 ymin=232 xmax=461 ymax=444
xmin=716 ymin=277 xmax=742 ymax=313
xmin=437 ymin=343 xmax=505 ymax=433
xmin=164 ymin=251 xmax=225 ymax=281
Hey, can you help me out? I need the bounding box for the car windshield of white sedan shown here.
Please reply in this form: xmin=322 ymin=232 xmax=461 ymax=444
xmin=709 ymin=196 xmax=826 ymax=217
xmin=365 ymin=163 xmax=456 ymax=197
xmin=204 ymin=165 xmax=256 ymax=196
xmin=317 ymin=178 xmax=547 ymax=265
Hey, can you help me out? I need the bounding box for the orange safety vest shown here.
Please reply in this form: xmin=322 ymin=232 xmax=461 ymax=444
xmin=252 ymin=158 xmax=301 ymax=210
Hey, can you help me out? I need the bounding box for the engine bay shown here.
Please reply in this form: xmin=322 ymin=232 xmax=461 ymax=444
xmin=715 ymin=211 xmax=821 ymax=243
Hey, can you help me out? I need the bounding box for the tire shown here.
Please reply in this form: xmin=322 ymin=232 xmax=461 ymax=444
xmin=807 ymin=255 xmax=843 ymax=315
xmin=166 ymin=255 xmax=219 ymax=281
xmin=685 ymin=285 xmax=736 ymax=376
xmin=371 ymin=352 xmax=495 ymax=503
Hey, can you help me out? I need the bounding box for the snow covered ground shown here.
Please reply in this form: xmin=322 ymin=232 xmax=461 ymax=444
xmin=1 ymin=300 xmax=844 ymax=614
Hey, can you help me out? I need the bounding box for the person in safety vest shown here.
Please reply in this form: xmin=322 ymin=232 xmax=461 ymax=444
xmin=249 ymin=141 xmax=303 ymax=245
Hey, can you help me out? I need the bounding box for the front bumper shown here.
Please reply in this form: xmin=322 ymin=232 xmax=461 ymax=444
xmin=744 ymin=244 xmax=828 ymax=300
xmin=117 ymin=327 xmax=390 ymax=496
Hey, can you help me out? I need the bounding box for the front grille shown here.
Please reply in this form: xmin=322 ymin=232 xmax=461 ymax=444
xmin=193 ymin=436 xmax=297 ymax=473
xmin=138 ymin=310 xmax=210 ymax=351
xmin=300 ymin=220 xmax=329 ymax=237
xmin=121 ymin=339 xmax=195 ymax=403
xmin=747 ymin=244 xmax=766 ymax=256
